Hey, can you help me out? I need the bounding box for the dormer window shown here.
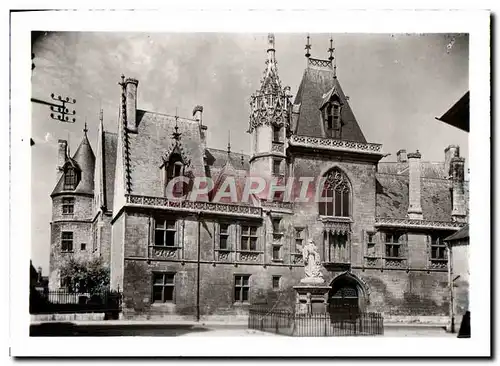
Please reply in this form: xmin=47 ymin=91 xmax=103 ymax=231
xmin=165 ymin=153 xmax=186 ymax=198
xmin=64 ymin=167 xmax=77 ymax=190
xmin=325 ymin=101 xmax=341 ymax=138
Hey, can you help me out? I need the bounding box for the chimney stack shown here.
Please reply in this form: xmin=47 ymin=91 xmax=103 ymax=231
xmin=444 ymin=145 xmax=460 ymax=178
xmin=125 ymin=78 xmax=139 ymax=132
xmin=57 ymin=139 xmax=68 ymax=182
xmin=407 ymin=150 xmax=423 ymax=219
xmin=37 ymin=267 xmax=42 ymax=282
xmin=451 ymin=155 xmax=466 ymax=222
xmin=396 ymin=149 xmax=407 ymax=163
xmin=193 ymin=105 xmax=207 ymax=150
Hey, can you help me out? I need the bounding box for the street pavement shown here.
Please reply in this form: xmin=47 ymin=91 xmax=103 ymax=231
xmin=30 ymin=321 xmax=453 ymax=337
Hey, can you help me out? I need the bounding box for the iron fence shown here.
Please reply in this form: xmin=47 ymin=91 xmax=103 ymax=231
xmin=248 ymin=307 xmax=384 ymax=336
xmin=30 ymin=289 xmax=122 ymax=319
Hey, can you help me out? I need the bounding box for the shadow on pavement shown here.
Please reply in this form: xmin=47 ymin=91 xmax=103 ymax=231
xmin=30 ymin=322 xmax=211 ymax=337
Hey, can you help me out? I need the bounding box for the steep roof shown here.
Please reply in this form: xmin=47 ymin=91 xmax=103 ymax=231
xmin=375 ymin=174 xmax=453 ymax=222
xmin=445 ymin=224 xmax=469 ymax=242
xmin=293 ymin=60 xmax=366 ymax=142
xmin=205 ymin=148 xmax=250 ymax=171
xmin=377 ymin=161 xmax=447 ymax=179
xmin=125 ymin=110 xmax=206 ymax=197
xmin=51 ymin=132 xmax=95 ymax=196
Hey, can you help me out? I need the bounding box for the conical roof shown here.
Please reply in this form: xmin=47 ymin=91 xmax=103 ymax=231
xmin=51 ymin=131 xmax=95 ymax=196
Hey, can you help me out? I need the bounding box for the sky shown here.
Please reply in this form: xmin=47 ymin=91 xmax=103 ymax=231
xmin=30 ymin=32 xmax=469 ymax=274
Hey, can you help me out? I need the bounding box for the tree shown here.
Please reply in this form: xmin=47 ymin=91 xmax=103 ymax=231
xmin=59 ymin=256 xmax=109 ymax=294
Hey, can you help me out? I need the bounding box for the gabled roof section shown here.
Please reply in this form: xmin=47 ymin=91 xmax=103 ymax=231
xmin=293 ymin=60 xmax=366 ymax=142
xmin=125 ymin=110 xmax=205 ymax=197
xmin=445 ymin=224 xmax=469 ymax=242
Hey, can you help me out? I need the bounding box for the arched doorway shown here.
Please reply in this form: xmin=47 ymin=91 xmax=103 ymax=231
xmin=329 ymin=275 xmax=362 ymax=319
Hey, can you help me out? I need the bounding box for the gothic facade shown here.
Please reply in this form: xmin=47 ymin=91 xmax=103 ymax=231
xmin=49 ymin=35 xmax=468 ymax=322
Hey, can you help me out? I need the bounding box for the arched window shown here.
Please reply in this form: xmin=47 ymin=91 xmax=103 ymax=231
xmin=64 ymin=168 xmax=77 ymax=190
xmin=165 ymin=153 xmax=185 ymax=197
xmin=319 ymin=168 xmax=351 ymax=217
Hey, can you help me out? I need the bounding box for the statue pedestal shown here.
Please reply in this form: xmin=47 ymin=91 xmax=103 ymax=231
xmin=293 ymin=282 xmax=331 ymax=315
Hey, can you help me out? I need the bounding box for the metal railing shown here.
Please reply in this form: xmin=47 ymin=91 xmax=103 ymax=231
xmin=248 ymin=306 xmax=384 ymax=336
xmin=30 ymin=289 xmax=122 ymax=318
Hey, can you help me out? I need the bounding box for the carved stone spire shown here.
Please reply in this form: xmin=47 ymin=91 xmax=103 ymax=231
xmin=249 ymin=34 xmax=292 ymax=133
xmin=305 ymin=34 xmax=311 ymax=58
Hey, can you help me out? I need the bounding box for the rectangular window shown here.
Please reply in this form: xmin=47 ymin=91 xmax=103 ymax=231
xmin=431 ymin=235 xmax=447 ymax=260
xmin=366 ymin=231 xmax=376 ymax=257
xmin=272 ymin=159 xmax=281 ymax=176
xmin=155 ymin=219 xmax=176 ymax=247
xmin=272 ymin=276 xmax=281 ymax=290
xmin=64 ymin=169 xmax=77 ymax=190
xmin=61 ymin=231 xmax=73 ymax=252
xmin=385 ymin=232 xmax=402 ymax=258
xmin=62 ymin=197 xmax=74 ymax=215
xmin=272 ymin=245 xmax=281 ymax=261
xmin=80 ymin=243 xmax=86 ymax=251
xmin=234 ymin=275 xmax=250 ymax=303
xmin=152 ymin=272 xmax=175 ymax=303
xmin=294 ymin=228 xmax=304 ymax=252
xmin=219 ymin=223 xmax=229 ymax=250
xmin=272 ymin=218 xmax=281 ymax=233
xmin=273 ymin=126 xmax=281 ymax=142
xmin=241 ymin=225 xmax=258 ymax=251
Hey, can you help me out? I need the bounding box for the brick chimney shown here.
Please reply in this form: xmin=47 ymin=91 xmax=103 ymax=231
xmin=407 ymin=150 xmax=423 ymax=219
xmin=451 ymin=155 xmax=466 ymax=222
xmin=57 ymin=139 xmax=67 ymax=182
xmin=125 ymin=78 xmax=139 ymax=132
xmin=193 ymin=105 xmax=207 ymax=150
xmin=444 ymin=145 xmax=460 ymax=178
xmin=397 ymin=149 xmax=407 ymax=163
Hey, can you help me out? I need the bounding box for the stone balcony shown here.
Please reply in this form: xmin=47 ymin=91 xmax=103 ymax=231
xmin=288 ymin=135 xmax=383 ymax=155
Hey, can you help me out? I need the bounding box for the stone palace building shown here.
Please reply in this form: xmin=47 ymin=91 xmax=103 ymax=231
xmin=49 ymin=35 xmax=468 ymax=322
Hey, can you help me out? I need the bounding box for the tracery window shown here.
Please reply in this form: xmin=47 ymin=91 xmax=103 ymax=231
xmin=165 ymin=153 xmax=186 ymax=197
xmin=318 ymin=168 xmax=351 ymax=217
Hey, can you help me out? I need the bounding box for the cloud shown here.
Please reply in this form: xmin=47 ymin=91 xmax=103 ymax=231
xmin=44 ymin=132 xmax=54 ymax=143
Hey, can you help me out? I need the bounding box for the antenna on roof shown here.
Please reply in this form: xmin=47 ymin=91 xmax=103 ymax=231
xmin=305 ymin=33 xmax=311 ymax=58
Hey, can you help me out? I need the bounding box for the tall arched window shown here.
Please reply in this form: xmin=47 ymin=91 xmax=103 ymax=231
xmin=319 ymin=168 xmax=351 ymax=217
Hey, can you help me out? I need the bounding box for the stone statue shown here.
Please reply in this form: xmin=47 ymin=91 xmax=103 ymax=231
xmin=300 ymin=239 xmax=324 ymax=284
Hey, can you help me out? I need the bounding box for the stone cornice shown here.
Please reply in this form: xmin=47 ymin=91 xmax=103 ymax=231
xmin=126 ymin=194 xmax=262 ymax=218
xmin=288 ymin=135 xmax=383 ymax=156
xmin=375 ymin=217 xmax=465 ymax=230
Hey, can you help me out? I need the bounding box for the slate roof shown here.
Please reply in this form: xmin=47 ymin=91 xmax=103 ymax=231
xmin=445 ymin=224 xmax=469 ymax=241
xmin=436 ymin=91 xmax=469 ymax=133
xmin=206 ymin=148 xmax=250 ymax=171
xmin=293 ymin=61 xmax=367 ymax=142
xmin=375 ymin=173 xmax=454 ymax=222
xmin=377 ymin=162 xmax=447 ymax=179
xmin=51 ymin=132 xmax=95 ymax=196
xmin=126 ymin=110 xmax=206 ymax=197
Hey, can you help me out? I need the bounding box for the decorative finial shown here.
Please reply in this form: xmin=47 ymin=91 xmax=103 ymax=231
xmin=268 ymin=33 xmax=275 ymax=50
xmin=328 ymin=36 xmax=334 ymax=61
xmin=99 ymin=109 xmax=103 ymax=123
xmin=172 ymin=109 xmax=181 ymax=141
xmin=227 ymin=130 xmax=231 ymax=156
xmin=305 ymin=34 xmax=311 ymax=58
xmin=240 ymin=150 xmax=244 ymax=167
xmin=83 ymin=118 xmax=88 ymax=135
xmin=120 ymin=74 xmax=125 ymax=85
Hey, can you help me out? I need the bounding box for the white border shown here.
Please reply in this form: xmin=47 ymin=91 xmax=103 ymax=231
xmin=9 ymin=9 xmax=490 ymax=357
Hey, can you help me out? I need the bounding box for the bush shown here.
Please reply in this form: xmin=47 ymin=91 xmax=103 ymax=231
xmin=59 ymin=257 xmax=110 ymax=294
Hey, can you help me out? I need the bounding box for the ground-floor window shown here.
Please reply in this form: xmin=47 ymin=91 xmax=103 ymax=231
xmin=234 ymin=275 xmax=250 ymax=303
xmin=152 ymin=272 xmax=175 ymax=303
